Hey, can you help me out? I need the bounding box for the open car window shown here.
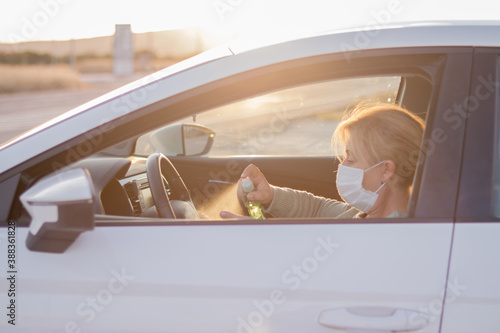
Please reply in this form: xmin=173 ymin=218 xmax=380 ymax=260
xmin=135 ymin=76 xmax=401 ymax=157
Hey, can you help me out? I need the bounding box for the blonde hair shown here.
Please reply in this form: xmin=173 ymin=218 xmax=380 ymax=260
xmin=333 ymin=103 xmax=425 ymax=188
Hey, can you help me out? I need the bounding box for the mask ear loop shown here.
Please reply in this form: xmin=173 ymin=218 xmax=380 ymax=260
xmin=374 ymin=179 xmax=389 ymax=194
xmin=364 ymin=160 xmax=386 ymax=172
xmin=365 ymin=160 xmax=389 ymax=194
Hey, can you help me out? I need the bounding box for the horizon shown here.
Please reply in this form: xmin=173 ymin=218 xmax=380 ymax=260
xmin=0 ymin=27 xmax=209 ymax=60
xmin=0 ymin=26 xmax=205 ymax=45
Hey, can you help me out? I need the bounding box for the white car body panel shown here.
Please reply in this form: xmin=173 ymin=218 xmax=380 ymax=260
xmin=1 ymin=222 xmax=453 ymax=332
xmin=440 ymin=223 xmax=500 ymax=332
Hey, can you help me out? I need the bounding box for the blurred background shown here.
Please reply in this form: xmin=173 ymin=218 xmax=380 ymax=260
xmin=0 ymin=0 xmax=497 ymax=144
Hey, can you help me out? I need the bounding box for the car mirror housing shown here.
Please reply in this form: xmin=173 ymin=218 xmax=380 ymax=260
xmin=20 ymin=168 xmax=95 ymax=253
xmin=150 ymin=123 xmax=215 ymax=156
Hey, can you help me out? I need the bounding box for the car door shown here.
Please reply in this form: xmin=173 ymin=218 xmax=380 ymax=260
xmin=1 ymin=46 xmax=471 ymax=333
xmin=440 ymin=48 xmax=500 ymax=332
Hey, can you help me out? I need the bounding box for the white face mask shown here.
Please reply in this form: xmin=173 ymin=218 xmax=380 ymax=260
xmin=336 ymin=160 xmax=387 ymax=213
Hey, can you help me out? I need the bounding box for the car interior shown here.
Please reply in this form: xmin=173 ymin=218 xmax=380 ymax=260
xmin=57 ymin=72 xmax=433 ymax=223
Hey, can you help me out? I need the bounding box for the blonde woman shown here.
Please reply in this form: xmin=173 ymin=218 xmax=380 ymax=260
xmin=221 ymin=103 xmax=425 ymax=219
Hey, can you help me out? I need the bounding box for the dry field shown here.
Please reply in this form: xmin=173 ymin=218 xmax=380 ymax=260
xmin=0 ymin=58 xmax=178 ymax=94
xmin=0 ymin=64 xmax=89 ymax=94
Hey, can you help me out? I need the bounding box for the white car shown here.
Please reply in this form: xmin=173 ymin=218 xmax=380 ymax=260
xmin=1 ymin=21 xmax=499 ymax=333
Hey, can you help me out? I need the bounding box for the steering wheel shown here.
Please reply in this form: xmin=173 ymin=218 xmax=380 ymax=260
xmin=146 ymin=153 xmax=198 ymax=219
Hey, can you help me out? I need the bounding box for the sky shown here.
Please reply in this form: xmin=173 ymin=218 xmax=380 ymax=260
xmin=0 ymin=0 xmax=499 ymax=45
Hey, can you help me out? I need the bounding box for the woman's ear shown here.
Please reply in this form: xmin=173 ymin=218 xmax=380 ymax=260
xmin=382 ymin=160 xmax=396 ymax=182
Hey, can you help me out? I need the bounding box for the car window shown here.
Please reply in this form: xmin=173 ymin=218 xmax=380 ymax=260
xmin=135 ymin=76 xmax=401 ymax=157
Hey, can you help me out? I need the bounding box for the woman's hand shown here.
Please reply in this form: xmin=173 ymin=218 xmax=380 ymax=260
xmin=219 ymin=164 xmax=274 ymax=219
xmin=238 ymin=164 xmax=274 ymax=206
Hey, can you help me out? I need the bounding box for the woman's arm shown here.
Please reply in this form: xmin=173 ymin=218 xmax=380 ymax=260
xmin=265 ymin=186 xmax=359 ymax=218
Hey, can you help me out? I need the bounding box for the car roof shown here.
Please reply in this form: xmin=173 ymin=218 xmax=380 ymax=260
xmin=228 ymin=20 xmax=500 ymax=54
xmin=1 ymin=20 xmax=499 ymax=175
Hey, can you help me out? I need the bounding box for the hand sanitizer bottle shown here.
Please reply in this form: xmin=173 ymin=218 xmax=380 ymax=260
xmin=241 ymin=178 xmax=265 ymax=220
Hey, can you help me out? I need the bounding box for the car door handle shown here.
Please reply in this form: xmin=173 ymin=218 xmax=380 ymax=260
xmin=318 ymin=307 xmax=429 ymax=332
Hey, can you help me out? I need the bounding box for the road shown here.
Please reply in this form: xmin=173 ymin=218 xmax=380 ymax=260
xmin=0 ymin=74 xmax=144 ymax=145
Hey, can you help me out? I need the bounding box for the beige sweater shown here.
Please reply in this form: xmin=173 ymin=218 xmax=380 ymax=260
xmin=263 ymin=186 xmax=405 ymax=219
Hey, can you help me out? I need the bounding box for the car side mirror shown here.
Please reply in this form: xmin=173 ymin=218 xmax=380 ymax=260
xmin=149 ymin=123 xmax=215 ymax=156
xmin=20 ymin=168 xmax=95 ymax=253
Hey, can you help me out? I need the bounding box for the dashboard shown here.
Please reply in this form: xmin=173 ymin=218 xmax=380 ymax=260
xmin=72 ymin=156 xmax=160 ymax=217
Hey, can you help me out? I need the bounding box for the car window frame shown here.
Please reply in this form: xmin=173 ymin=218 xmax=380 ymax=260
xmin=2 ymin=47 xmax=472 ymax=224
xmin=456 ymin=47 xmax=500 ymax=221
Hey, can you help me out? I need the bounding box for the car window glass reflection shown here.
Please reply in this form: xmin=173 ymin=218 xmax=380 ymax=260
xmin=135 ymin=76 xmax=400 ymax=157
